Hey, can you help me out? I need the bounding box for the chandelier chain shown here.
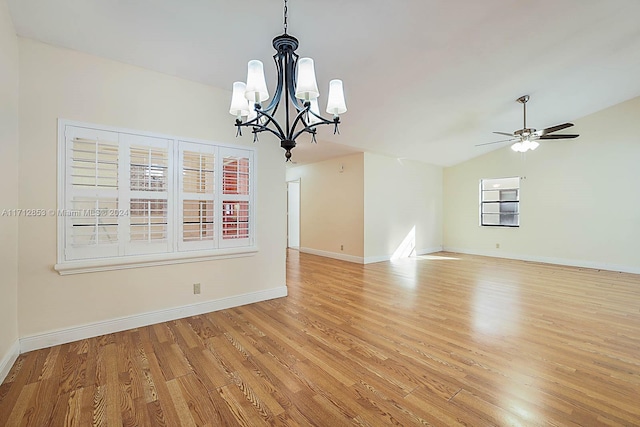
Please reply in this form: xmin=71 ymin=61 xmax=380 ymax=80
xmin=283 ymin=0 xmax=288 ymax=34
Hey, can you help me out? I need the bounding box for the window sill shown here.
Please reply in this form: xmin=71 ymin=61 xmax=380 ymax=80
xmin=54 ymin=246 xmax=258 ymax=275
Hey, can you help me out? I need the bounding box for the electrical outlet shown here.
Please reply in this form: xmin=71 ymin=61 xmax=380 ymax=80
xmin=496 ymin=243 xmax=500 ymax=249
xmin=193 ymin=283 xmax=201 ymax=294
xmin=340 ymin=244 xmax=344 ymax=251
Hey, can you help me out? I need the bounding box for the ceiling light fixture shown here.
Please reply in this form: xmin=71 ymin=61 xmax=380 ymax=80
xmin=229 ymin=0 xmax=347 ymax=161
xmin=477 ymin=95 xmax=579 ymax=153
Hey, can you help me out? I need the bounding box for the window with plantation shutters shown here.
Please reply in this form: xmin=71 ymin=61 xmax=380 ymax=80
xmin=122 ymin=134 xmax=172 ymax=255
xmin=220 ymin=148 xmax=252 ymax=248
xmin=179 ymin=142 xmax=215 ymax=251
xmin=65 ymin=127 xmax=120 ymax=260
xmin=57 ymin=121 xmax=256 ymax=274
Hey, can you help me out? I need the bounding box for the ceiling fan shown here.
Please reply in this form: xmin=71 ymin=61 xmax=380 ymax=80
xmin=476 ymin=95 xmax=579 ymax=152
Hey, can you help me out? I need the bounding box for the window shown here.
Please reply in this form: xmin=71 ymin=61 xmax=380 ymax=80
xmin=57 ymin=121 xmax=255 ymax=273
xmin=480 ymin=177 xmax=520 ymax=227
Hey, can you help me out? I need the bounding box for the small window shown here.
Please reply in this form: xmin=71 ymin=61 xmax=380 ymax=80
xmin=480 ymin=177 xmax=520 ymax=227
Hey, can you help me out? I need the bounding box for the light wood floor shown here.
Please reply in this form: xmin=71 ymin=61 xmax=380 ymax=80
xmin=1 ymin=251 xmax=640 ymax=426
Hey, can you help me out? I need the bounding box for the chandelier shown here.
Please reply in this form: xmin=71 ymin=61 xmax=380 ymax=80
xmin=229 ymin=0 xmax=347 ymax=161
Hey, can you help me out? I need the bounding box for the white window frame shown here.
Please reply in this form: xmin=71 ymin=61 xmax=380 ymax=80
xmin=479 ymin=177 xmax=520 ymax=227
xmin=55 ymin=119 xmax=257 ymax=275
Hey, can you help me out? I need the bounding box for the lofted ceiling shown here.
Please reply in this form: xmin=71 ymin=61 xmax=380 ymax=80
xmin=8 ymin=0 xmax=640 ymax=166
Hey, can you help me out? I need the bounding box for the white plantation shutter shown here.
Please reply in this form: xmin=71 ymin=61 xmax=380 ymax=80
xmin=121 ymin=134 xmax=172 ymax=255
xmin=64 ymin=126 xmax=121 ymax=260
xmin=178 ymin=142 xmax=216 ymax=251
xmin=58 ymin=121 xmax=255 ymax=271
xmin=219 ymin=147 xmax=253 ymax=248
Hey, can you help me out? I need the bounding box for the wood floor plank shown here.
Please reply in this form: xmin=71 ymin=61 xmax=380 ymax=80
xmin=2 ymin=250 xmax=640 ymax=425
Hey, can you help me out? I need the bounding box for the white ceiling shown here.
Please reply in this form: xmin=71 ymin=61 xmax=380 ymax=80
xmin=8 ymin=0 xmax=640 ymax=166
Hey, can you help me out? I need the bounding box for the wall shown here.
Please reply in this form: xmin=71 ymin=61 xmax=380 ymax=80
xmin=444 ymin=95 xmax=640 ymax=273
xmin=286 ymin=153 xmax=364 ymax=261
xmin=17 ymin=38 xmax=287 ymax=343
xmin=363 ymin=153 xmax=443 ymax=262
xmin=0 ymin=0 xmax=20 ymax=379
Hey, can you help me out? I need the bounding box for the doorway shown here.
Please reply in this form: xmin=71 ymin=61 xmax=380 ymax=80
xmin=287 ymin=180 xmax=300 ymax=249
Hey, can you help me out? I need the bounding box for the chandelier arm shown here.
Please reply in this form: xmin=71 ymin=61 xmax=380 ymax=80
xmin=285 ymin=51 xmax=306 ymax=112
xmin=288 ymin=104 xmax=311 ymax=140
xmin=307 ymin=109 xmax=334 ymax=125
xmin=238 ymin=121 xmax=284 ymax=141
xmin=290 ymin=116 xmax=338 ymax=142
xmin=261 ymin=54 xmax=286 ymax=114
xmin=236 ymin=110 xmax=286 ymax=141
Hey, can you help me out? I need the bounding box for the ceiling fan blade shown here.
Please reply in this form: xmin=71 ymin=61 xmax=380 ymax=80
xmin=539 ymin=134 xmax=579 ymax=140
xmin=475 ymin=138 xmax=519 ymax=147
xmin=537 ymin=123 xmax=574 ymax=135
xmin=493 ymin=131 xmax=514 ymax=137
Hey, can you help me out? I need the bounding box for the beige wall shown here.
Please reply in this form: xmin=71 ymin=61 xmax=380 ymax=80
xmin=286 ymin=153 xmax=364 ymax=258
xmin=364 ymin=153 xmax=443 ymax=261
xmin=17 ymin=38 xmax=286 ymax=337
xmin=444 ymin=95 xmax=640 ymax=273
xmin=0 ymin=0 xmax=19 ymax=367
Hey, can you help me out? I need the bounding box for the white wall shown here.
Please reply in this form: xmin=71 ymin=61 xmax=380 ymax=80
xmin=286 ymin=152 xmax=443 ymax=264
xmin=444 ymin=95 xmax=640 ymax=273
xmin=0 ymin=0 xmax=20 ymax=379
xmin=17 ymin=38 xmax=287 ymax=340
xmin=286 ymin=153 xmax=364 ymax=261
xmin=364 ymin=153 xmax=443 ymax=262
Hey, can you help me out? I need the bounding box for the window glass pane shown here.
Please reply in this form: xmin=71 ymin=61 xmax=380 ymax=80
xmin=482 ymin=213 xmax=501 ymax=225
xmin=70 ymin=197 xmax=119 ymax=245
xmin=130 ymin=146 xmax=168 ymax=191
xmin=183 ymin=200 xmax=214 ymax=242
xmin=71 ymin=138 xmax=118 ymax=188
xmin=183 ymin=151 xmax=214 ymax=194
xmin=223 ymin=156 xmax=250 ymax=195
xmin=500 ymin=189 xmax=519 ymax=202
xmin=130 ymin=198 xmax=167 ymax=241
xmin=482 ymin=203 xmax=500 ymax=214
xmin=500 ymin=202 xmax=519 ymax=214
xmin=222 ymin=201 xmax=249 ymax=239
xmin=482 ymin=191 xmax=500 ymax=202
xmin=501 ymin=214 xmax=519 ymax=226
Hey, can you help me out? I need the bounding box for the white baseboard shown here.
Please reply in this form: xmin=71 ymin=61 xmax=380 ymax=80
xmin=299 ymin=247 xmax=365 ymax=264
xmin=443 ymin=247 xmax=640 ymax=275
xmin=20 ymin=286 xmax=288 ymax=354
xmin=364 ymin=246 xmax=444 ymax=264
xmin=0 ymin=340 xmax=20 ymax=384
xmin=363 ymin=254 xmax=389 ymax=264
xmin=299 ymin=246 xmax=445 ymax=265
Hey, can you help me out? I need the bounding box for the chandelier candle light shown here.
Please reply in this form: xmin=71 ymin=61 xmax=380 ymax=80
xmin=229 ymin=0 xmax=347 ymax=161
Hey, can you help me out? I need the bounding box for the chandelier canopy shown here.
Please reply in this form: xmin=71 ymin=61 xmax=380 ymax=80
xmin=229 ymin=0 xmax=347 ymax=161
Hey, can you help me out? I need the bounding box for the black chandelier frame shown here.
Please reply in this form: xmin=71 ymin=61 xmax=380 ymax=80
xmin=234 ymin=34 xmax=341 ymax=161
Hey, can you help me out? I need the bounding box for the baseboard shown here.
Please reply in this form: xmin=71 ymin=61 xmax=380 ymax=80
xmin=299 ymin=247 xmax=365 ymax=264
xmin=300 ymin=246 xmax=445 ymax=265
xmin=443 ymin=247 xmax=640 ymax=275
xmin=0 ymin=340 xmax=20 ymax=384
xmin=364 ymin=246 xmax=444 ymax=264
xmin=19 ymin=286 xmax=288 ymax=353
xmin=363 ymin=255 xmax=389 ymax=264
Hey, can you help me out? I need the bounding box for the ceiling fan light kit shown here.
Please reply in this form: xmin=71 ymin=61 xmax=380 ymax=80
xmin=477 ymin=95 xmax=579 ymax=153
xmin=229 ymin=0 xmax=347 ymax=161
